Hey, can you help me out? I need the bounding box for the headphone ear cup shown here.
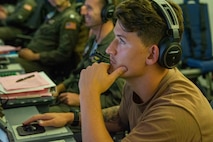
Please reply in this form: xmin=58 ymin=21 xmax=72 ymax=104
xmin=158 ymin=37 xmax=182 ymax=68
xmin=101 ymin=4 xmax=115 ymax=23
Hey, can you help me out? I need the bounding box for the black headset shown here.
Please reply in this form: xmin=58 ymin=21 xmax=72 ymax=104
xmin=101 ymin=0 xmax=115 ymax=23
xmin=152 ymin=0 xmax=182 ymax=69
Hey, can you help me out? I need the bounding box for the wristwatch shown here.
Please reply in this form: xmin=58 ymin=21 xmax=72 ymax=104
xmin=70 ymin=109 xmax=80 ymax=126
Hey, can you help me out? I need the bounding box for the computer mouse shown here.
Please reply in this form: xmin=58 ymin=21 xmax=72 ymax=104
xmin=17 ymin=123 xmax=45 ymax=136
xmin=23 ymin=124 xmax=37 ymax=132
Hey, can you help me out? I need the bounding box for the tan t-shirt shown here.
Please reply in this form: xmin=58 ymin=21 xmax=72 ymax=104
xmin=119 ymin=68 xmax=213 ymax=142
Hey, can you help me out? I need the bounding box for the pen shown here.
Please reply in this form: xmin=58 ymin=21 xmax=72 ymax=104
xmin=16 ymin=74 xmax=35 ymax=83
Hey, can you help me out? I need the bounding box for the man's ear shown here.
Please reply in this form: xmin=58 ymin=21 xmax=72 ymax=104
xmin=146 ymin=45 xmax=159 ymax=65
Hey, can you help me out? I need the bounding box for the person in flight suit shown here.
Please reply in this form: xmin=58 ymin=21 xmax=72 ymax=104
xmin=0 ymin=0 xmax=36 ymax=43
xmin=15 ymin=0 xmax=82 ymax=81
xmin=0 ymin=0 xmax=37 ymax=42
xmin=0 ymin=3 xmax=15 ymax=20
xmin=49 ymin=0 xmax=125 ymax=113
xmin=0 ymin=0 xmax=54 ymax=44
xmin=23 ymin=0 xmax=124 ymax=141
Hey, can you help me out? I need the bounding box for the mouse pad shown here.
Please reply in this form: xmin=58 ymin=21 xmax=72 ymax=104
xmin=16 ymin=124 xmax=45 ymax=136
xmin=12 ymin=124 xmax=69 ymax=140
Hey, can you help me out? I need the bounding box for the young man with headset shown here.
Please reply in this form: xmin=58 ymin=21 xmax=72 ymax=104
xmin=78 ymin=0 xmax=213 ymax=141
xmin=24 ymin=0 xmax=213 ymax=141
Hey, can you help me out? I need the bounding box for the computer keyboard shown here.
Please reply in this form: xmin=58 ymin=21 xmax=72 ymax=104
xmin=1 ymin=96 xmax=54 ymax=109
xmin=0 ymin=63 xmax=25 ymax=77
xmin=0 ymin=71 xmax=20 ymax=77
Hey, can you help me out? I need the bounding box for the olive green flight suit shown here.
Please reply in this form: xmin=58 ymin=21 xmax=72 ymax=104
xmin=16 ymin=6 xmax=82 ymax=80
xmin=0 ymin=0 xmax=37 ymax=42
xmin=49 ymin=31 xmax=125 ymax=112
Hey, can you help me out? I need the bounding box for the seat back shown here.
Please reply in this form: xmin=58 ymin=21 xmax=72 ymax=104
xmin=179 ymin=0 xmax=213 ymax=101
xmin=180 ymin=0 xmax=212 ymax=61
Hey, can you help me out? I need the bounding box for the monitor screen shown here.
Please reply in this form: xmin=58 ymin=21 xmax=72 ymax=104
xmin=0 ymin=128 xmax=9 ymax=142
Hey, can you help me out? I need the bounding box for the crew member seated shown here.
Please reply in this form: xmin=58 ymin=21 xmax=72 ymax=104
xmin=14 ymin=0 xmax=83 ymax=82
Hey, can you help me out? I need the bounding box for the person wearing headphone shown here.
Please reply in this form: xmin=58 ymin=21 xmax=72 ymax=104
xmin=24 ymin=0 xmax=213 ymax=141
xmin=48 ymin=0 xmax=124 ymax=114
xmin=77 ymin=0 xmax=213 ymax=141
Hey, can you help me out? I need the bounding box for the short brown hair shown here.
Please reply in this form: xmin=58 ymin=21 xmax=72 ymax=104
xmin=115 ymin=0 xmax=184 ymax=47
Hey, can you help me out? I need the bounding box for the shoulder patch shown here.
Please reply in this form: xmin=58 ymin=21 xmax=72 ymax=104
xmin=23 ymin=4 xmax=32 ymax=11
xmin=65 ymin=22 xmax=77 ymax=30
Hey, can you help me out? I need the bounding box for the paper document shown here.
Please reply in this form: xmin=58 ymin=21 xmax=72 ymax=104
xmin=0 ymin=45 xmax=20 ymax=54
xmin=0 ymin=71 xmax=56 ymax=94
xmin=0 ymin=88 xmax=52 ymax=99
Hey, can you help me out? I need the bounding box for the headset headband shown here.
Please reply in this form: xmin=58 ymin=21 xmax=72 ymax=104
xmin=152 ymin=0 xmax=180 ymax=41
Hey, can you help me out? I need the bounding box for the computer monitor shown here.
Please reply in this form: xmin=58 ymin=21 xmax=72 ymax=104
xmin=0 ymin=129 xmax=9 ymax=142
xmin=0 ymin=120 xmax=14 ymax=142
